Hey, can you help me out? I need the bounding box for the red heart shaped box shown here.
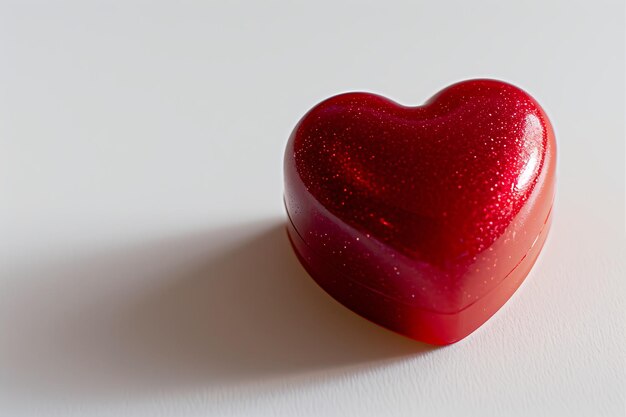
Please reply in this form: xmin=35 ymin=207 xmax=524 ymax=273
xmin=284 ymin=79 xmax=556 ymax=345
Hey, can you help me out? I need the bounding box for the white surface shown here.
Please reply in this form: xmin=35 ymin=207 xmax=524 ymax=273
xmin=1 ymin=1 xmax=624 ymax=416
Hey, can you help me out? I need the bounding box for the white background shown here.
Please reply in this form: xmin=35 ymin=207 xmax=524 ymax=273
xmin=1 ymin=1 xmax=624 ymax=416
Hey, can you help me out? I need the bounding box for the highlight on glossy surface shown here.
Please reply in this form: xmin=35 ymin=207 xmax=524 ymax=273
xmin=284 ymin=79 xmax=556 ymax=345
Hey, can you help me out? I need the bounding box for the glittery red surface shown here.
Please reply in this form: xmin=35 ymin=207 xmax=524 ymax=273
xmin=284 ymin=79 xmax=556 ymax=344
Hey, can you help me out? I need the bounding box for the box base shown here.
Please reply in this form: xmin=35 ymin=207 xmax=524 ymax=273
xmin=286 ymin=213 xmax=552 ymax=345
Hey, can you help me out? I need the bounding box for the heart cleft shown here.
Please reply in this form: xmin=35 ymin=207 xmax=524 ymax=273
xmin=284 ymin=79 xmax=556 ymax=345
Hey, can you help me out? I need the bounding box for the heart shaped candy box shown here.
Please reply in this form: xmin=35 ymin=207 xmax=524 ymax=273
xmin=284 ymin=79 xmax=556 ymax=345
